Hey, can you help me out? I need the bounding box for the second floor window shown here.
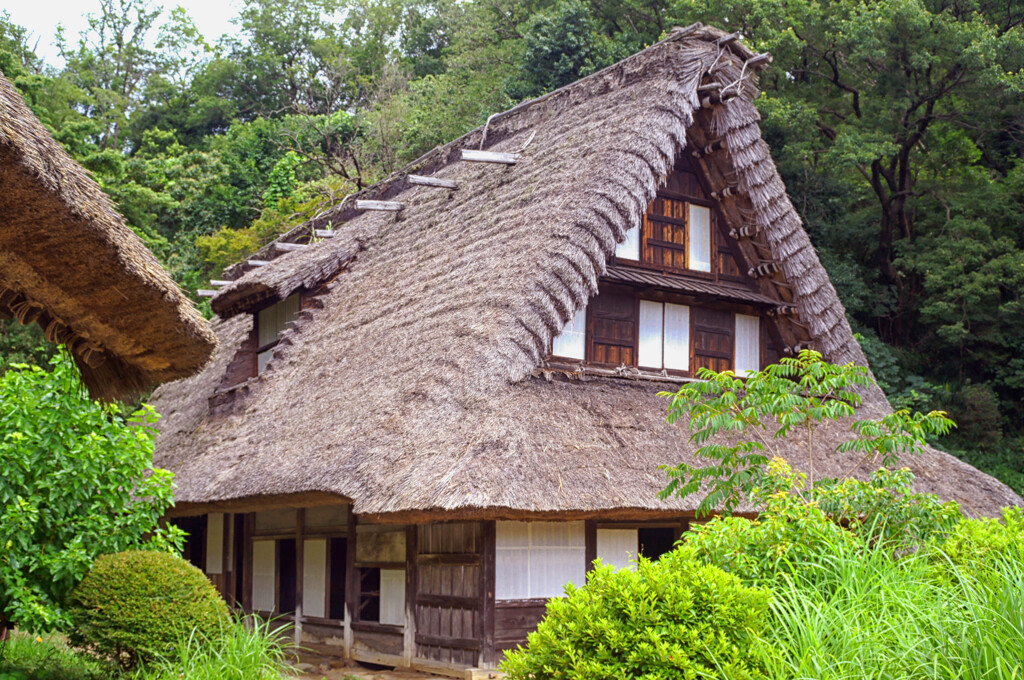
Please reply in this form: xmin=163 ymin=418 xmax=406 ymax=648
xmin=551 ymin=290 xmax=763 ymax=377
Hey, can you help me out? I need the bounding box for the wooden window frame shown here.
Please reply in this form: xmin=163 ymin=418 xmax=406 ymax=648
xmin=614 ymin=189 xmax=720 ymax=279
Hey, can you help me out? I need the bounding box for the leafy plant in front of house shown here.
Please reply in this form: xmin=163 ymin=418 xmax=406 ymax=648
xmin=501 ymin=550 xmax=772 ymax=680
xmin=0 ymin=355 xmax=183 ymax=638
xmin=658 ymin=350 xmax=955 ymax=518
xmin=68 ymin=551 xmax=229 ymax=670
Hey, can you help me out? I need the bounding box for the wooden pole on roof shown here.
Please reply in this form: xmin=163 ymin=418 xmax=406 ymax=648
xmin=248 ymin=259 xmax=271 ymax=267
xmin=355 ymin=200 xmax=404 ymax=211
xmin=461 ymin=149 xmax=519 ymax=165
xmin=275 ymin=242 xmax=308 ymax=252
xmin=408 ymin=174 xmax=458 ymax=189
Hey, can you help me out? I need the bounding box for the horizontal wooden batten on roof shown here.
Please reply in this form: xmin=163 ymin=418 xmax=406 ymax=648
xmin=197 ymin=289 xmax=217 ymax=297
xmin=355 ymin=199 xmax=404 ymax=211
xmin=729 ymin=223 xmax=758 ymax=239
xmin=748 ymin=261 xmax=782 ymax=279
xmin=768 ymin=304 xmax=799 ymax=317
xmin=408 ymin=174 xmax=458 ymax=189
xmin=210 ymin=280 xmax=232 ymax=287
xmin=461 ymin=149 xmax=519 ymax=165
xmin=691 ymin=138 xmax=728 ymax=157
xmin=247 ymin=259 xmax=270 ymax=267
xmin=275 ymin=242 xmax=308 ymax=252
xmin=710 ymin=186 xmax=737 ymax=200
xmin=314 ymin=230 xmax=336 ymax=238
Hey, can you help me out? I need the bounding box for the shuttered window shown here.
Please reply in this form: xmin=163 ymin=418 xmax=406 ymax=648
xmin=688 ymin=204 xmax=712 ymax=272
xmin=552 ymin=305 xmax=587 ymax=360
xmin=587 ymin=292 xmax=636 ymax=366
xmin=638 ymin=301 xmax=689 ymax=371
xmin=692 ymin=307 xmax=734 ymax=374
xmin=616 ymin=226 xmax=641 ymax=260
xmin=734 ymin=314 xmax=760 ymax=376
xmin=496 ymin=521 xmax=586 ymax=599
xmin=256 ymin=294 xmax=301 ymax=374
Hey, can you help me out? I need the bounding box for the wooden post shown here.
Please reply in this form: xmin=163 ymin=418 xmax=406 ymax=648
xmin=242 ymin=513 xmax=254 ymax=612
xmin=344 ymin=511 xmax=357 ymax=660
xmin=404 ymin=525 xmax=418 ymax=666
xmin=223 ymin=513 xmax=232 ymax=601
xmin=585 ymin=520 xmax=598 ymax=575
xmin=295 ymin=509 xmax=305 ymax=647
xmin=480 ymin=520 xmax=496 ymax=668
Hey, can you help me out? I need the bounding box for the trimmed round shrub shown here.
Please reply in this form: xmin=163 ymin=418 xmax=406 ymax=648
xmin=68 ymin=550 xmax=229 ymax=669
xmin=501 ymin=550 xmax=772 ymax=680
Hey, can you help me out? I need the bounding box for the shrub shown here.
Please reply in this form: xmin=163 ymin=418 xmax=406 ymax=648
xmin=67 ymin=551 xmax=229 ymax=669
xmin=501 ymin=550 xmax=772 ymax=680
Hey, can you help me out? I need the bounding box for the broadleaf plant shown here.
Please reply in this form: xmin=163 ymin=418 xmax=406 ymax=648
xmin=658 ymin=350 xmax=955 ymax=518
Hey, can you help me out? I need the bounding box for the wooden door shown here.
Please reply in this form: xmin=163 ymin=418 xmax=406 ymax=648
xmin=692 ymin=307 xmax=734 ymax=373
xmin=415 ymin=522 xmax=484 ymax=667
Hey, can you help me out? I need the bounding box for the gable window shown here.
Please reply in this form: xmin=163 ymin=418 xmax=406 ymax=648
xmin=256 ymin=294 xmax=300 ymax=374
xmin=616 ymin=200 xmax=713 ymax=274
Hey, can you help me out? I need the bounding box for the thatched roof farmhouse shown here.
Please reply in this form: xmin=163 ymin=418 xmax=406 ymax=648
xmin=0 ymin=72 xmax=215 ymax=400
xmin=149 ymin=25 xmax=1022 ymax=675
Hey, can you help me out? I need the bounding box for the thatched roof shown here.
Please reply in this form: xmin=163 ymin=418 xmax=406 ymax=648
xmin=150 ymin=25 xmax=1022 ymax=519
xmin=0 ymin=72 xmax=215 ymax=400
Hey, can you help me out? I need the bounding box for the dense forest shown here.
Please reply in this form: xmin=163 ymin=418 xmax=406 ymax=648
xmin=1 ymin=0 xmax=1021 ymax=492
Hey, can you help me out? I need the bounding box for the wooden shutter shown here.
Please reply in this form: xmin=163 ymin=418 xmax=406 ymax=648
xmin=587 ymin=292 xmax=636 ymax=366
xmin=692 ymin=307 xmax=734 ymax=374
xmin=642 ymin=197 xmax=688 ymax=270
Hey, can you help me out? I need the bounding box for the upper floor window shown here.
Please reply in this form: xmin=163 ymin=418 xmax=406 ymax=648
xmin=615 ymin=199 xmax=712 ymax=274
xmin=551 ymin=288 xmax=764 ymax=377
xmin=256 ymin=294 xmax=300 ymax=374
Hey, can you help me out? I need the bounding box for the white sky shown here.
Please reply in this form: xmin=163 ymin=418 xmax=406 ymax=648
xmin=3 ymin=0 xmax=242 ymax=67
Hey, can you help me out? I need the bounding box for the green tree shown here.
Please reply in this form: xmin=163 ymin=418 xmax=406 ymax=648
xmin=659 ymin=351 xmax=955 ymax=517
xmin=0 ymin=355 xmax=182 ymax=635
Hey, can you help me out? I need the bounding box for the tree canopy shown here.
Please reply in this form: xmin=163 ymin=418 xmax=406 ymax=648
xmin=0 ymin=0 xmax=1021 ymax=493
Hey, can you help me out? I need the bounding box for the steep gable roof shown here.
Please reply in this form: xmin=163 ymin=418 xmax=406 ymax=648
xmin=0 ymin=72 xmax=216 ymax=400
xmin=150 ymin=25 xmax=1022 ymax=518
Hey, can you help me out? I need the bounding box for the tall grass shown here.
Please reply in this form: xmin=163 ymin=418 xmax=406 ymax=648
xmin=758 ymin=544 xmax=1024 ymax=680
xmin=0 ymin=632 xmax=108 ymax=680
xmin=135 ymin=616 xmax=294 ymax=680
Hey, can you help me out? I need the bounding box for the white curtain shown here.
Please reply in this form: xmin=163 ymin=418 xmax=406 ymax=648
xmin=596 ymin=529 xmax=638 ymax=571
xmin=735 ymin=314 xmax=761 ymax=376
xmin=303 ymin=539 xmax=327 ymax=618
xmin=663 ymin=303 xmax=690 ymax=370
xmin=496 ymin=521 xmax=586 ymax=599
xmin=615 ymin=225 xmax=641 ymax=260
xmin=688 ymin=204 xmax=712 ymax=272
xmin=552 ymin=305 xmax=587 ymax=360
xmin=638 ymin=300 xmax=664 ymax=368
xmin=252 ymin=540 xmax=276 ymax=613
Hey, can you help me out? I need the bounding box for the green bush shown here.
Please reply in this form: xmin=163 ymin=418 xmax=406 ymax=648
xmin=67 ymin=551 xmax=228 ymax=669
xmin=501 ymin=550 xmax=772 ymax=680
xmin=939 ymin=507 xmax=1024 ymax=567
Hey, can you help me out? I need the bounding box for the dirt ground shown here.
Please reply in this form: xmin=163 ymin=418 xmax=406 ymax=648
xmin=291 ymin=660 xmax=452 ymax=680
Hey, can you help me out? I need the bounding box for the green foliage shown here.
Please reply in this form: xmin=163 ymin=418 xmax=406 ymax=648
xmin=501 ymin=551 xmax=772 ymax=680
xmin=68 ymin=551 xmax=229 ymax=670
xmin=0 ymin=355 xmax=182 ymax=634
xmin=139 ymin=615 xmax=293 ymax=680
xmin=939 ymin=507 xmax=1024 ymax=574
xmin=0 ymin=632 xmax=108 ymax=680
xmin=659 ymin=350 xmax=954 ymax=517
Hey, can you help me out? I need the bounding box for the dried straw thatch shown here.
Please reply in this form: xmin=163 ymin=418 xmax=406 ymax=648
xmin=150 ymin=25 xmax=1022 ymax=518
xmin=0 ymin=72 xmax=215 ymax=400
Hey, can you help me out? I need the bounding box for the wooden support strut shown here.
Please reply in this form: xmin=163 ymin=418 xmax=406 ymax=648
xmin=700 ymin=90 xmax=739 ymax=108
xmin=747 ymin=53 xmax=772 ymax=69
xmin=691 ymin=138 xmax=728 ymax=158
xmin=729 ymin=223 xmax=759 ymax=239
xmin=748 ymin=261 xmax=782 ymax=278
xmin=197 ymin=289 xmax=217 ymax=297
xmin=767 ymin=304 xmax=799 ymax=317
xmin=275 ymin=242 xmax=309 ymax=252
xmin=461 ymin=149 xmax=519 ymax=165
xmin=710 ymin=186 xmax=737 ymax=200
xmin=247 ymin=259 xmax=271 ymax=267
xmin=786 ymin=341 xmax=814 ymax=355
xmin=314 ymin=229 xmax=336 ymax=238
xmin=355 ymin=199 xmax=404 ymax=211
xmin=408 ymin=174 xmax=458 ymax=189
xmin=210 ymin=280 xmax=232 ymax=287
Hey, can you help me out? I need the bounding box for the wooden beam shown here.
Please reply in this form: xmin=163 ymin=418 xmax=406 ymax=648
xmin=585 ymin=520 xmax=597 ymax=575
xmin=404 ymin=525 xmax=417 ymax=666
xmin=275 ymin=242 xmax=308 ymax=252
xmin=295 ymin=509 xmax=305 ymax=648
xmin=344 ymin=511 xmax=357 ymax=660
xmin=355 ymin=199 xmax=403 ymax=211
xmin=314 ymin=229 xmax=336 ymax=238
xmin=408 ymin=174 xmax=457 ymax=189
xmin=747 ymin=52 xmax=772 ymax=68
xmin=197 ymin=289 xmax=217 ymax=297
xmin=461 ymin=149 xmax=519 ymax=165
xmin=247 ymin=259 xmax=271 ymax=267
xmin=242 ymin=513 xmax=254 ymax=612
xmin=210 ymin=280 xmax=232 ymax=287
xmin=480 ymin=520 xmax=496 ymax=667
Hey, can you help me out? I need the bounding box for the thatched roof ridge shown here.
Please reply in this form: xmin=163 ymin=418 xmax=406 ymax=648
xmin=151 ymin=26 xmax=1022 ymax=518
xmin=0 ymin=72 xmax=215 ymax=400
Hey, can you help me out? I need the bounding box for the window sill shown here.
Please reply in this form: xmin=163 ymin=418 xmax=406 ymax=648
xmin=538 ymin=360 xmax=702 ymax=385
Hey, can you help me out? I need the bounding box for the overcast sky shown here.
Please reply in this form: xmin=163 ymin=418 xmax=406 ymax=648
xmin=4 ymin=0 xmax=242 ymax=66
